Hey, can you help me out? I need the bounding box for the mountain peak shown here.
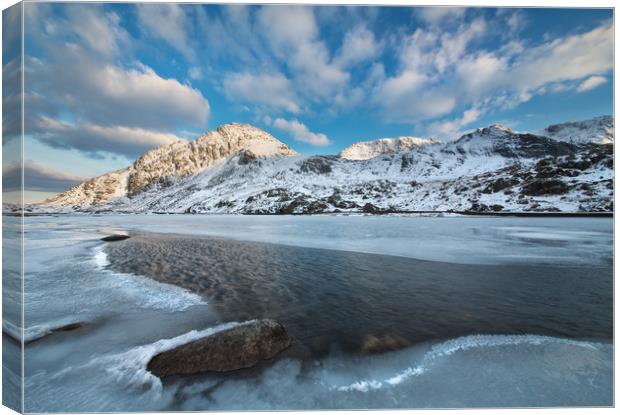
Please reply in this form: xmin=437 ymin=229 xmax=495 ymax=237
xmin=128 ymin=123 xmax=296 ymax=194
xmin=196 ymin=123 xmax=297 ymax=158
xmin=476 ymin=124 xmax=514 ymax=136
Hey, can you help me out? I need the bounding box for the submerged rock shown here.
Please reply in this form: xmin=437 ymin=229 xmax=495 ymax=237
xmin=147 ymin=319 xmax=292 ymax=377
xmin=52 ymin=322 xmax=83 ymax=332
xmin=359 ymin=333 xmax=411 ymax=354
xmin=101 ymin=234 xmax=130 ymax=242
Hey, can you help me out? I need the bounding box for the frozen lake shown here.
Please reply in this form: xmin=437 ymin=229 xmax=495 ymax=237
xmin=3 ymin=214 xmax=613 ymax=411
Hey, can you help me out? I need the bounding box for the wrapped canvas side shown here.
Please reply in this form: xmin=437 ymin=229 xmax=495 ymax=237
xmin=2 ymin=2 xmax=24 ymax=413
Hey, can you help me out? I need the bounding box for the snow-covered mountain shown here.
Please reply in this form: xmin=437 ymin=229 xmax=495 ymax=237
xmin=540 ymin=115 xmax=613 ymax=145
xmin=35 ymin=117 xmax=613 ymax=214
xmin=45 ymin=123 xmax=296 ymax=206
xmin=339 ymin=136 xmax=440 ymax=160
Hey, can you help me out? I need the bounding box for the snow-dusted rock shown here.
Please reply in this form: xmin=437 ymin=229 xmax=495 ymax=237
xmin=445 ymin=124 xmax=577 ymax=159
xmin=339 ymin=136 xmax=440 ymax=160
xmin=44 ymin=168 xmax=131 ymax=206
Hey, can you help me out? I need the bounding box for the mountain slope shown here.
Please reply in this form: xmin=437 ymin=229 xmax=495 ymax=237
xmin=540 ymin=115 xmax=613 ymax=145
xmin=40 ymin=117 xmax=613 ymax=214
xmin=339 ymin=136 xmax=440 ymax=160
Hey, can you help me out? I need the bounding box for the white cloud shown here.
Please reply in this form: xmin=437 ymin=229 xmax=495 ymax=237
xmin=506 ymin=23 xmax=612 ymax=96
xmin=136 ymin=4 xmax=196 ymax=61
xmin=222 ymin=72 xmax=301 ymax=114
xmin=335 ymin=26 xmax=381 ymax=67
xmin=28 ymin=53 xmax=210 ymax=131
xmin=455 ymin=52 xmax=508 ymax=95
xmin=427 ymin=105 xmax=484 ymax=140
xmin=188 ymin=66 xmax=203 ymax=80
xmin=195 ymin=5 xmax=382 ymax=117
xmin=373 ymin=69 xmax=457 ymax=122
xmin=257 ymin=6 xmax=318 ymax=51
xmin=417 ymin=7 xmax=466 ymax=25
xmin=257 ymin=5 xmax=349 ymax=100
xmin=375 ymin=17 xmax=612 ymax=126
xmin=372 ymin=18 xmax=485 ymax=123
xmin=577 ymin=75 xmax=607 ymax=92
xmin=66 ymin=5 xmax=130 ymax=58
xmin=460 ymin=24 xmax=609 ymax=114
xmin=272 ymin=118 xmax=330 ymax=147
xmin=505 ymin=10 xmax=527 ymax=33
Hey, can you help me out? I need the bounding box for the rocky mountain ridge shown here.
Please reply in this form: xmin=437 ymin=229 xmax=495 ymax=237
xmin=38 ymin=116 xmax=613 ymax=214
xmin=45 ymin=123 xmax=297 ymax=206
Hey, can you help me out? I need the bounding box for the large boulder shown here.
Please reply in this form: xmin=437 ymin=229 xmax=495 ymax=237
xmin=147 ymin=319 xmax=292 ymax=377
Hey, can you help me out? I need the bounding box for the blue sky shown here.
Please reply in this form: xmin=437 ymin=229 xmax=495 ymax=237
xmin=2 ymin=3 xmax=613 ymax=200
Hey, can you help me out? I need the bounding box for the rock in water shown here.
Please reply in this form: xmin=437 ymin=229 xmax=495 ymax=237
xmin=101 ymin=234 xmax=130 ymax=242
xmin=359 ymin=333 xmax=411 ymax=354
xmin=147 ymin=319 xmax=292 ymax=377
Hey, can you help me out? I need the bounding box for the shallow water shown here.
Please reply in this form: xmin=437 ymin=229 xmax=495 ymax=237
xmin=105 ymin=232 xmax=612 ymax=356
xmin=5 ymin=214 xmax=613 ymax=411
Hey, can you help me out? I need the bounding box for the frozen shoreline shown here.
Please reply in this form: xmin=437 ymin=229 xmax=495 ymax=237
xmin=10 ymin=214 xmax=614 ymax=410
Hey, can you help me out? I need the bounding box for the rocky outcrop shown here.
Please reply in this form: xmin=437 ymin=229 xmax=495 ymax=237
xmin=147 ymin=319 xmax=292 ymax=377
xmin=340 ymin=136 xmax=440 ymax=160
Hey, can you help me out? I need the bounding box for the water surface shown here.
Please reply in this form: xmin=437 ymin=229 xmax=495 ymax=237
xmin=106 ymin=232 xmax=612 ymax=356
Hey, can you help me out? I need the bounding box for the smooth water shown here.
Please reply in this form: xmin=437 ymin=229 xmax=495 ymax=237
xmin=4 ymin=214 xmax=613 ymax=411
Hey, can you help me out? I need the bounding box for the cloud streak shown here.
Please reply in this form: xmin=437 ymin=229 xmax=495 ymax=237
xmin=272 ymin=118 xmax=331 ymax=147
xmin=3 ymin=161 xmax=84 ymax=193
xmin=577 ymin=75 xmax=607 ymax=93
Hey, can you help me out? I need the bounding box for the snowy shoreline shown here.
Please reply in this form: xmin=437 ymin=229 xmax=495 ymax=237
xmin=7 ymin=209 xmax=614 ymax=218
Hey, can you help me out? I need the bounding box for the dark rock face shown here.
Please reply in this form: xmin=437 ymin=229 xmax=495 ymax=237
xmin=297 ymin=156 xmax=334 ymax=174
xmin=522 ymin=179 xmax=569 ymax=196
xmin=362 ymin=203 xmax=381 ymax=213
xmin=482 ymin=177 xmax=520 ymax=194
xmin=147 ymin=319 xmax=292 ymax=378
xmin=101 ymin=234 xmax=130 ymax=242
xmin=468 ymin=202 xmax=505 ymax=213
